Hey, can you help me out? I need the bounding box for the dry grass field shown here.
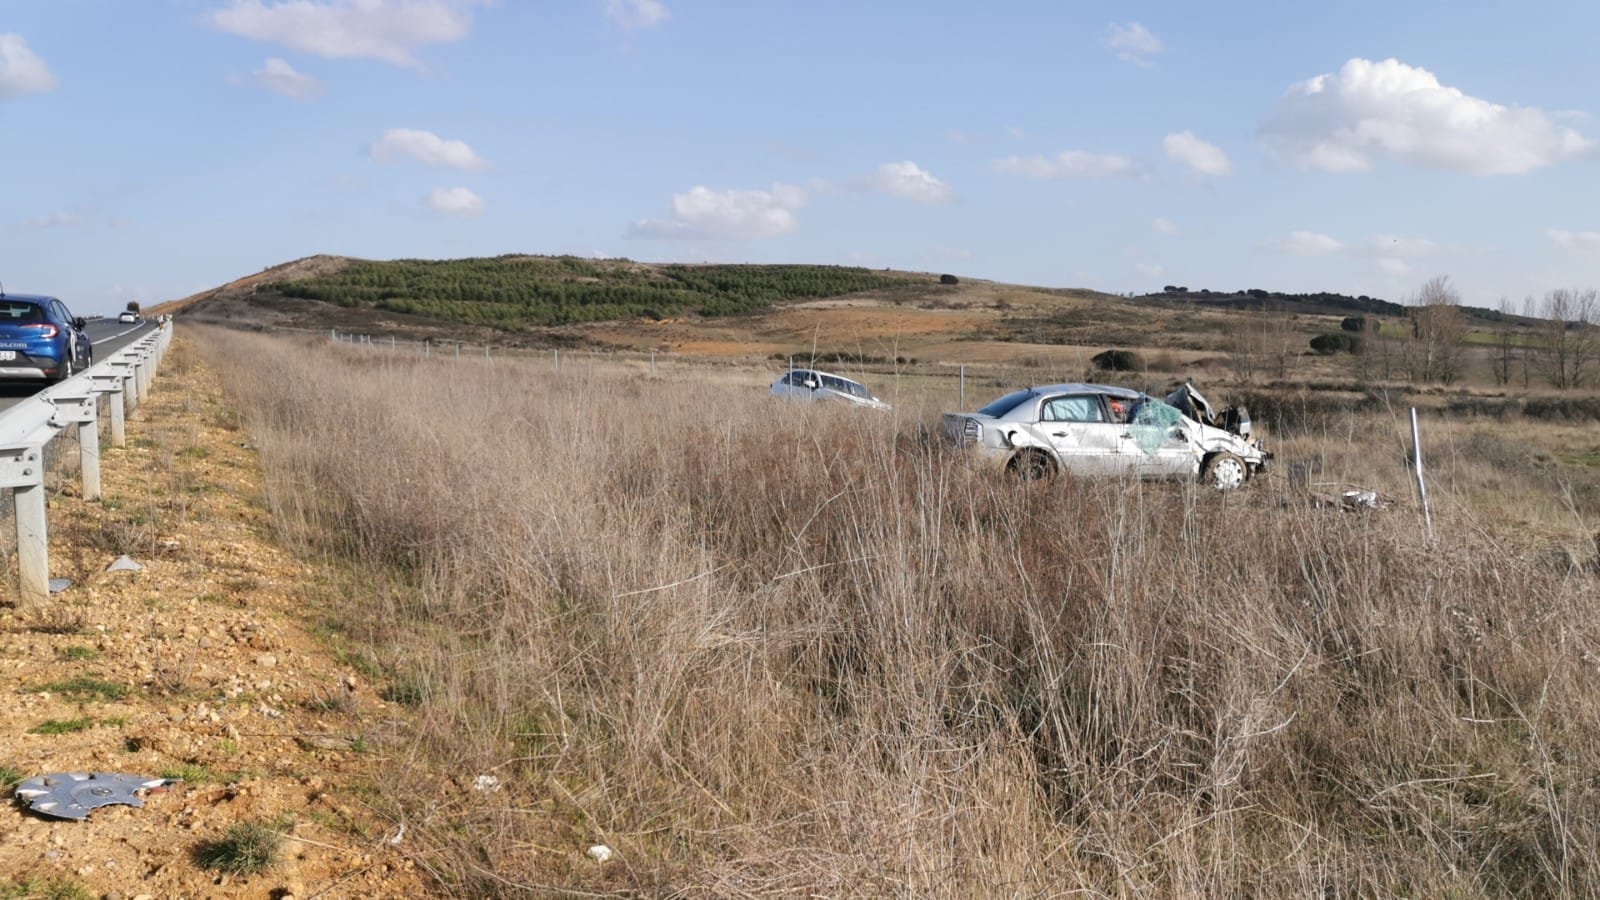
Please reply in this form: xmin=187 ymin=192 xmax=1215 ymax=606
xmin=191 ymin=326 xmax=1600 ymax=896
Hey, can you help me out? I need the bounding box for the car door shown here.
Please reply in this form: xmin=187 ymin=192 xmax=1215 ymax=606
xmin=1038 ymin=394 xmax=1127 ymax=475
xmin=1116 ymin=399 xmax=1200 ymax=478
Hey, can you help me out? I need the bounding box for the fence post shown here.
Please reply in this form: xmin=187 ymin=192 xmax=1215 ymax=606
xmin=1410 ymin=408 xmax=1433 ymax=541
xmin=554 ymin=349 xmax=560 ymax=373
xmin=959 ymin=365 xmax=965 ymax=410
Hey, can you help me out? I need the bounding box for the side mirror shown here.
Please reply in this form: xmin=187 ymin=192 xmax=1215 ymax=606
xmin=805 ymin=379 xmax=819 ymax=390
xmin=72 ymin=317 xmax=86 ymax=329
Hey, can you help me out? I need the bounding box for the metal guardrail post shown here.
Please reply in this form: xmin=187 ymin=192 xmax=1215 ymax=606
xmin=48 ymin=393 xmax=101 ymax=501
xmin=122 ymin=361 xmax=139 ymax=413
xmin=1 ymin=442 xmax=49 ymax=606
xmin=91 ymin=373 xmax=125 ymax=448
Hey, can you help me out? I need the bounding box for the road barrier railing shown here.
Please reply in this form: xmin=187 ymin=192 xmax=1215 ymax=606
xmin=0 ymin=324 xmax=172 ymax=606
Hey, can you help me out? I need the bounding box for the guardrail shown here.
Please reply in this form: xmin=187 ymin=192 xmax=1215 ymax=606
xmin=1 ymin=324 xmax=172 ymax=606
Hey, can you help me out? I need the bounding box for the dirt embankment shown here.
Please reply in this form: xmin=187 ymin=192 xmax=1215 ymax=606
xmin=0 ymin=338 xmax=436 ymax=899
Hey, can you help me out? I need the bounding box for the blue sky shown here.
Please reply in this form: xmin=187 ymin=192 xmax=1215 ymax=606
xmin=3 ymin=1 xmax=1599 ymax=315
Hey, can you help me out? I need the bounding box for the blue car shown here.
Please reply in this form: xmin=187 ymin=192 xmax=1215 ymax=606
xmin=0 ymin=292 xmax=93 ymax=383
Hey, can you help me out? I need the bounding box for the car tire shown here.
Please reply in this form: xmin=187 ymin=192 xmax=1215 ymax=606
xmin=1007 ymin=448 xmax=1056 ymax=482
xmin=1202 ymin=452 xmax=1247 ymax=491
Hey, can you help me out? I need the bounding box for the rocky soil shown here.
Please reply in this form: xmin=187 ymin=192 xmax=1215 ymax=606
xmin=0 ymin=338 xmax=437 ymax=899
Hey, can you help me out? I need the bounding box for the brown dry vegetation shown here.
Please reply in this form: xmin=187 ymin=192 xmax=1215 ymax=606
xmin=191 ymin=326 xmax=1600 ymax=896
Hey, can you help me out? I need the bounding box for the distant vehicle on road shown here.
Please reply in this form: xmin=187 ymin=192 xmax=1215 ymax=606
xmin=770 ymin=368 xmax=891 ymax=410
xmin=118 ymin=310 xmax=140 ymax=324
xmin=0 ymin=292 xmax=93 ymax=383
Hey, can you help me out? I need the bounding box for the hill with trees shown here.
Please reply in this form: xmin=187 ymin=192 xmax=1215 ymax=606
xmin=251 ymin=255 xmax=921 ymax=329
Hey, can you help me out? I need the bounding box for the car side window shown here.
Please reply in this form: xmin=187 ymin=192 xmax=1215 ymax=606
xmin=1041 ymin=395 xmax=1105 ymax=423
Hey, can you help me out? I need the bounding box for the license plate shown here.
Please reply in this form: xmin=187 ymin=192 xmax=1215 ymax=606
xmin=0 ymin=351 xmax=14 ymax=361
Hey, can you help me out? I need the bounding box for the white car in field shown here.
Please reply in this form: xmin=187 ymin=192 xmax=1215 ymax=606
xmin=939 ymin=380 xmax=1268 ymax=489
xmin=770 ymin=368 xmax=891 ymax=410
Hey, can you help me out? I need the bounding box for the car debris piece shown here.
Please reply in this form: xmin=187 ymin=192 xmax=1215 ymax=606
xmin=106 ymin=555 xmax=143 ymax=573
xmin=472 ymin=775 xmax=502 ymax=793
xmin=13 ymin=772 xmax=180 ymax=821
xmin=587 ymin=844 xmax=614 ymax=863
xmin=47 ymin=578 xmax=71 ymax=594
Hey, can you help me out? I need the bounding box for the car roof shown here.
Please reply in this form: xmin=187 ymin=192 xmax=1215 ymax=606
xmin=0 ymin=293 xmax=55 ymax=304
xmin=1026 ymin=383 xmax=1144 ymax=399
xmin=788 ymin=368 xmax=865 ymax=385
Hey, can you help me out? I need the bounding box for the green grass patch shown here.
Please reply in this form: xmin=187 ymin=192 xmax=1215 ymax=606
xmin=195 ymin=818 xmax=289 ymax=876
xmin=27 ymin=717 xmax=95 ymax=735
xmin=38 ymin=676 xmax=129 ymax=702
xmin=0 ymin=877 xmax=92 ymax=900
xmin=0 ymin=765 xmax=23 ymax=788
xmin=56 ymin=645 xmax=101 ymax=662
xmin=159 ymin=763 xmax=219 ymax=783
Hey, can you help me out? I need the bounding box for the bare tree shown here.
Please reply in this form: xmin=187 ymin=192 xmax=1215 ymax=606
xmin=1493 ymin=296 xmax=1516 ymax=386
xmin=1404 ymin=276 xmax=1465 ymax=384
xmin=1537 ymin=288 xmax=1600 ymax=388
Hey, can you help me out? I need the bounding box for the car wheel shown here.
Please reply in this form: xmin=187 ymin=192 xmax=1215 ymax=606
xmin=1202 ymin=452 xmax=1247 ymax=491
xmin=1007 ymin=448 xmax=1056 ymax=482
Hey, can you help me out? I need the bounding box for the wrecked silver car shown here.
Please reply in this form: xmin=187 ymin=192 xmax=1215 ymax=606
xmin=938 ymin=380 xmax=1268 ymax=489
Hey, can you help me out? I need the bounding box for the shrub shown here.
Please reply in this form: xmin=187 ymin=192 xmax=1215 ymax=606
xmin=1090 ymin=348 xmax=1145 ymax=371
xmin=1341 ymin=315 xmax=1367 ymax=333
xmin=939 ymin=274 xmax=959 ymax=285
xmin=1310 ymin=333 xmax=1362 ymax=355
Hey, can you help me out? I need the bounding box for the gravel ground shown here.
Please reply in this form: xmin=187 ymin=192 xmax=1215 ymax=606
xmin=0 ymin=338 xmax=437 ymax=899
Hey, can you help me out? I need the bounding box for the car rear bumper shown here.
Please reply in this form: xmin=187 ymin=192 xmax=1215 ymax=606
xmin=0 ymin=366 xmax=51 ymax=380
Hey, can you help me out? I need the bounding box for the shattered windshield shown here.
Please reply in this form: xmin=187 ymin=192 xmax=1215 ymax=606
xmin=1128 ymin=399 xmax=1184 ymax=455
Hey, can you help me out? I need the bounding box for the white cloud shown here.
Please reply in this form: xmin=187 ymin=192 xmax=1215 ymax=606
xmin=1547 ymin=228 xmax=1600 ymax=250
xmin=1261 ymin=57 xmax=1596 ymax=175
xmin=371 ymin=128 xmax=487 ymax=170
xmin=993 ymin=150 xmax=1138 ymax=179
xmin=207 ymin=0 xmax=486 ymax=68
xmin=867 ymin=161 xmax=952 ymax=204
xmin=1265 ymin=231 xmax=1343 ymax=255
xmin=1134 ymin=262 xmax=1164 ymax=278
xmin=241 ymin=57 xmax=323 ymax=100
xmin=0 ymin=33 xmax=57 ymax=97
xmin=1365 ymin=234 xmax=1436 ymax=257
xmin=1104 ymin=22 xmax=1162 ymax=66
xmin=426 ymin=186 xmax=483 ymax=218
xmin=605 ymin=0 xmax=670 ymax=30
xmin=20 ymin=212 xmax=79 ymax=229
xmin=1376 ymin=258 xmax=1411 ymax=277
xmin=628 ymin=183 xmax=808 ymax=240
xmin=1153 ymin=217 xmax=1178 ymax=236
xmin=1163 ymin=130 xmax=1232 ymax=177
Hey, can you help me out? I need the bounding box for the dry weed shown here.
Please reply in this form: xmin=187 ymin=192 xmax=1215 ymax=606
xmin=195 ymin=327 xmax=1600 ymax=897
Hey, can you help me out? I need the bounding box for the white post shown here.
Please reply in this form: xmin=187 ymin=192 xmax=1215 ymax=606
xmin=124 ymin=369 xmax=139 ymax=414
xmin=651 ymin=351 xmax=656 ymax=377
xmin=424 ymin=340 xmax=430 ymax=358
xmin=554 ymin=349 xmax=560 ymax=373
xmin=80 ymin=412 xmax=101 ymax=502
xmin=959 ymin=365 xmax=966 ymax=410
xmin=10 ymin=445 xmax=48 ymax=606
xmin=1410 ymin=407 xmax=1433 ymax=541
